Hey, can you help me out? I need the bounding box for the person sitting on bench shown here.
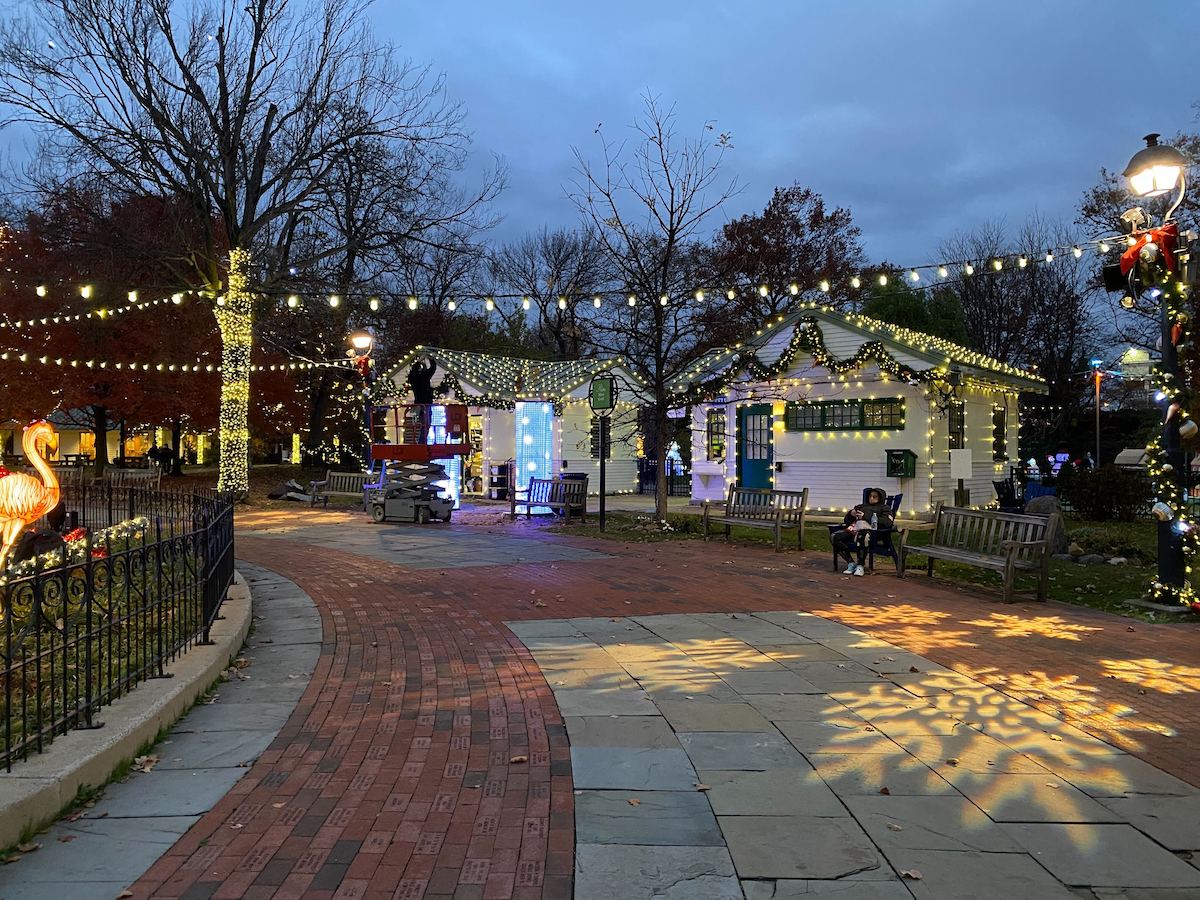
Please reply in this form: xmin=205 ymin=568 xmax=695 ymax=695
xmin=830 ymin=487 xmax=893 ymax=576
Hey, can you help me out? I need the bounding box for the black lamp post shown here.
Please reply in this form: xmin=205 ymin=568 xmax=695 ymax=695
xmin=1122 ymin=134 xmax=1189 ymax=596
xmin=348 ymin=329 xmax=375 ymax=471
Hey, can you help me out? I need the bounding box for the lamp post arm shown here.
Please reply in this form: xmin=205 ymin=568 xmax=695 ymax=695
xmin=1164 ymin=172 xmax=1187 ymax=225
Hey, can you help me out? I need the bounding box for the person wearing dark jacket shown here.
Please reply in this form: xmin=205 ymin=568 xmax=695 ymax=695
xmin=830 ymin=487 xmax=894 ymax=576
xmin=408 ymin=356 xmax=438 ymax=405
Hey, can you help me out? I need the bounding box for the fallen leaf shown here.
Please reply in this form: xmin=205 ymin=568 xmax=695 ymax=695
xmin=879 ymin=787 xmax=891 ymax=795
xmin=1127 ymin=625 xmax=1136 ymax=632
xmin=16 ymin=842 xmax=40 ymax=853
xmin=57 ymin=835 xmax=76 ymax=843
xmin=886 ymin=823 xmax=904 ymax=832
xmin=946 ymin=758 xmax=959 ymax=766
xmin=1045 ymin=783 xmax=1059 ymax=789
xmin=509 ymin=755 xmax=528 ymax=764
xmin=118 ymin=892 xmax=134 ymax=898
xmin=901 ymin=869 xmax=923 ymax=880
xmin=1049 ymin=735 xmax=1062 ymax=742
xmin=627 ymin=798 xmax=641 ymax=806
xmin=909 ymin=666 xmax=920 ymax=673
xmin=694 ymin=783 xmax=711 ymax=792
xmin=272 ymin=802 xmax=286 ymax=809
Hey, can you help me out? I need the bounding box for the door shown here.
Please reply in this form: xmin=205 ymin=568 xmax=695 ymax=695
xmin=738 ymin=404 xmax=773 ymax=488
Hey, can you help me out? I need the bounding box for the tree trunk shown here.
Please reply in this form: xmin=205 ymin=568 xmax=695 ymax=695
xmin=214 ymin=247 xmax=254 ymax=499
xmin=303 ymin=368 xmax=336 ymax=463
xmin=654 ymin=403 xmax=669 ymax=522
xmin=91 ymin=403 xmax=108 ymax=478
xmin=170 ymin=418 xmax=184 ymax=476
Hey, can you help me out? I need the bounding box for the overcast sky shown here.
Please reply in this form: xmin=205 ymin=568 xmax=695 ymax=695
xmin=373 ymin=0 xmax=1198 ymax=264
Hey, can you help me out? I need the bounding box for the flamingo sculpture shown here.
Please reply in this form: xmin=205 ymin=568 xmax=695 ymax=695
xmin=0 ymin=421 xmax=61 ymax=572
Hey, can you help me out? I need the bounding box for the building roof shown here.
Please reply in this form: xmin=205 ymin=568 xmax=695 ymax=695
xmin=383 ymin=346 xmax=641 ymax=404
xmin=670 ymin=305 xmax=1047 ymax=397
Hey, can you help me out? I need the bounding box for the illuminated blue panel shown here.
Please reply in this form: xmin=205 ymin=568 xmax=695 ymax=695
xmin=515 ymin=401 xmax=554 ymax=513
xmin=428 ymin=405 xmax=461 ymax=509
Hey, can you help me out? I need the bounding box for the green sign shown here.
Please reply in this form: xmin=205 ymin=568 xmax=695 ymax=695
xmin=589 ymin=374 xmax=616 ymax=413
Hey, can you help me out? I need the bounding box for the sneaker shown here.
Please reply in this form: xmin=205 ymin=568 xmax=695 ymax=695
xmin=843 ymin=563 xmax=857 ymax=574
xmin=853 ymin=565 xmax=865 ymax=577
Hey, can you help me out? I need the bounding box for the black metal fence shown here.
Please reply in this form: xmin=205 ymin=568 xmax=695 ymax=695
xmin=1 ymin=484 xmax=234 ymax=771
xmin=637 ymin=458 xmax=691 ymax=497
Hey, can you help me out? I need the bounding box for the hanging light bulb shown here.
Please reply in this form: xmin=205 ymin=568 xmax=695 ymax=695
xmin=80 ymin=284 xmax=93 ymax=299
xmin=659 ymin=294 xmax=669 ymax=306
xmin=694 ymin=289 xmax=705 ymax=302
xmin=368 ymin=296 xmax=380 ymax=311
xmin=1018 ymin=255 xmax=1028 ymax=268
xmin=908 ymin=270 xmax=919 ymax=282
xmin=963 ymin=263 xmax=974 ymax=276
xmin=171 ymin=293 xmax=183 ymax=305
xmin=216 ymin=296 xmax=226 ymax=306
xmin=1045 ymin=250 xmax=1054 ymax=262
xmin=850 ymin=276 xmax=861 ymax=289
xmin=407 ymin=295 xmax=419 ymax=310
xmin=1072 ymin=245 xmax=1083 ymax=258
xmin=593 ymin=296 xmax=602 ymax=308
xmin=788 ymin=283 xmax=799 ymax=295
xmin=447 ymin=299 xmax=456 ymax=311
xmin=819 ymin=280 xmax=830 ymax=292
xmin=991 ymin=259 xmax=1002 ymax=271
xmin=726 ymin=288 xmax=736 ymax=300
xmin=758 ymin=284 xmax=769 ymax=297
xmin=520 ymin=295 xmax=531 ymax=311
xmin=558 ymin=296 xmax=567 ymax=310
xmin=627 ymin=294 xmax=637 ymax=306
xmin=286 ymin=294 xmax=299 ymax=308
xmin=35 ymin=284 xmax=46 ymax=297
xmin=1099 ymin=241 xmax=1111 ymax=253
xmin=328 ymin=294 xmax=341 ymax=308
xmin=878 ymin=274 xmax=888 ymax=286
xmin=937 ymin=265 xmax=949 ymax=278
xmin=127 ymin=289 xmax=138 ymax=302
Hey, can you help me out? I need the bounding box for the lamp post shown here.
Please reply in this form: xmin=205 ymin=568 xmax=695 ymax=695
xmin=1122 ymin=134 xmax=1189 ymax=597
xmin=1089 ymin=357 xmax=1103 ymax=467
xmin=348 ymin=329 xmax=375 ymax=471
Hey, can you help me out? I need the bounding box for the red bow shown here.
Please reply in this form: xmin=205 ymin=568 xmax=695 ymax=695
xmin=0 ymin=465 xmax=9 ymax=478
xmin=1120 ymin=223 xmax=1178 ymax=276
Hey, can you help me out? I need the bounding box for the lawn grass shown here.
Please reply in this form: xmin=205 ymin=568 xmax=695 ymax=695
xmin=552 ymin=511 xmax=1199 ymax=623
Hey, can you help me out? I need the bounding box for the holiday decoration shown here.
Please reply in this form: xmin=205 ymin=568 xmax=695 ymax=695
xmin=0 ymin=421 xmax=62 ymax=574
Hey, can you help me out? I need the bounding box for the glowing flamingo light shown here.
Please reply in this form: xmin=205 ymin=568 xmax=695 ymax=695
xmin=0 ymin=421 xmax=61 ymax=572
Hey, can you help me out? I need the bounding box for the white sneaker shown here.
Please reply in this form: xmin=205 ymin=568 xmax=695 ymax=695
xmin=843 ymin=563 xmax=857 ymax=574
xmin=853 ymin=565 xmax=865 ymax=577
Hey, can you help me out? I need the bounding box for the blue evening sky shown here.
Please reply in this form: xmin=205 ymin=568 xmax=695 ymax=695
xmin=376 ymin=0 xmax=1198 ymax=263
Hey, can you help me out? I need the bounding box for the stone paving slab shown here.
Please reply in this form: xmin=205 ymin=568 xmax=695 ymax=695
xmin=805 ymin=752 xmax=959 ymax=796
xmin=700 ymin=768 xmax=847 ymax=816
xmin=552 ymin=686 xmax=659 ymax=716
xmin=574 ymin=790 xmax=724 ymax=846
xmin=678 ymin=731 xmax=810 ymax=770
xmin=880 ymin=848 xmax=1077 ymax=899
xmin=5 ymin=815 xmax=199 ymax=883
xmin=775 ymin=719 xmax=905 ymax=755
xmin=655 ymin=699 xmax=775 ymax=732
xmin=843 ymin=795 xmax=1022 ymax=853
xmin=574 ymin=844 xmax=742 ymax=899
xmin=564 ymin=714 xmax=680 ymax=748
xmin=940 ymin=770 xmax=1125 ymax=823
xmin=1098 ymin=794 xmax=1200 ymax=851
xmin=719 ymin=814 xmax=882 ymax=879
xmin=743 ymin=880 xmax=915 ymax=899
xmin=570 ymin=746 xmax=698 ymax=790
xmin=721 ymin=670 xmax=823 ymax=694
xmin=1002 ymin=823 xmax=1200 ymax=888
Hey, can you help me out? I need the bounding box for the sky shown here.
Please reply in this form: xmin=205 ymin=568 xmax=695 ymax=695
xmin=372 ymin=0 xmax=1200 ymax=265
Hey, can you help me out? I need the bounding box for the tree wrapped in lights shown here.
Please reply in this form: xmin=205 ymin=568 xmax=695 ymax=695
xmin=0 ymin=0 xmax=482 ymax=497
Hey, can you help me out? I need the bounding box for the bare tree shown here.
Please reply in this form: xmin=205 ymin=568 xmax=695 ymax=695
xmin=489 ymin=228 xmax=611 ymax=359
xmin=0 ymin=0 xmax=478 ymax=495
xmin=569 ymin=96 xmax=737 ymax=520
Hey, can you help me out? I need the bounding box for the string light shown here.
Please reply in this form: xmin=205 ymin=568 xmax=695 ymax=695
xmin=850 ymin=276 xmax=861 ymax=289
xmin=287 ymin=294 xmax=298 ymax=308
xmin=369 ymin=296 xmax=380 ymax=311
xmin=628 ymin=294 xmax=637 ymax=307
xmin=819 ymin=280 xmax=830 ymax=292
xmin=448 ymin=299 xmax=456 ymax=311
xmin=963 ymin=263 xmax=974 ymax=276
xmin=877 ymin=274 xmax=888 ymax=286
xmin=328 ymin=294 xmax=340 ymax=308
xmin=521 ymin=296 xmax=531 ymax=311
xmin=908 ymin=270 xmax=919 ymax=282
xmin=937 ymin=266 xmax=949 ymax=278
xmin=660 ymin=294 xmax=669 ymax=306
xmin=1044 ymin=250 xmax=1054 ymax=263
xmin=1072 ymin=245 xmax=1083 ymax=258
xmin=215 ymin=247 xmax=253 ymax=497
xmin=789 ymin=283 xmax=800 ymax=295
xmin=558 ymin=296 xmax=567 ymax=310
xmin=35 ymin=285 xmax=46 ymax=297
xmin=408 ymin=296 xmax=419 ymax=311
xmin=1099 ymin=241 xmax=1111 ymax=253
xmin=991 ymin=259 xmax=1002 ymax=271
xmin=694 ymin=289 xmax=705 ymax=302
xmin=1018 ymin=255 xmax=1028 ymax=268
xmin=79 ymin=285 xmax=93 ymax=299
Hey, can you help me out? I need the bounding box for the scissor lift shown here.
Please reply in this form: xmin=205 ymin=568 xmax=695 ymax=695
xmin=367 ymin=404 xmax=470 ymax=524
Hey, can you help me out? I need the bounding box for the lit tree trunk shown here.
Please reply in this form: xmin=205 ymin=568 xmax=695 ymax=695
xmin=215 ymin=247 xmax=254 ymax=498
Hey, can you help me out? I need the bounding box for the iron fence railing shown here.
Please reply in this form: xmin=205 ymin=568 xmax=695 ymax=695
xmin=1 ymin=484 xmax=234 ymax=771
xmin=637 ymin=458 xmax=691 ymax=497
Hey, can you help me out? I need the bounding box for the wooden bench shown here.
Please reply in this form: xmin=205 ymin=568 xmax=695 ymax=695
xmin=509 ymin=477 xmax=588 ymax=522
xmin=309 ymin=470 xmax=373 ymax=508
xmin=901 ymin=504 xmax=1059 ymax=602
xmin=701 ymin=486 xmax=809 ymax=552
xmin=104 ymin=468 xmax=162 ymax=489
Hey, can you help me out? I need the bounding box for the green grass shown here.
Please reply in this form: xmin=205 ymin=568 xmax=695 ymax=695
xmin=553 ymin=513 xmax=1200 ymax=623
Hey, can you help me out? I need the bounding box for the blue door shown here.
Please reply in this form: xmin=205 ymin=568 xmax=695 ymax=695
xmin=738 ymin=404 xmax=773 ymax=489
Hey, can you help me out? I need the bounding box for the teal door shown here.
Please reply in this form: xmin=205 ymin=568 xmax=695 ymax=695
xmin=738 ymin=404 xmax=773 ymax=488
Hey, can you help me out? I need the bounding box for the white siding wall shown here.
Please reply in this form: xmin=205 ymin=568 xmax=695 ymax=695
xmin=559 ymin=405 xmax=640 ymax=494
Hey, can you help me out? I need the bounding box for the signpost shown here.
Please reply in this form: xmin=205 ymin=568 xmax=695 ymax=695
xmin=589 ymin=374 xmax=617 ymax=532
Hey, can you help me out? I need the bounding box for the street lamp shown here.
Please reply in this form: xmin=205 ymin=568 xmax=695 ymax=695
xmin=347 ymin=330 xmax=375 ymax=470
xmin=1122 ymin=133 xmax=1190 ymax=602
xmin=1089 ymin=357 xmax=1103 ymax=468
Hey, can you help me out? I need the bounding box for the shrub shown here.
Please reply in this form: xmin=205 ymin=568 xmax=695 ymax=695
xmin=1058 ymin=465 xmax=1151 ymax=522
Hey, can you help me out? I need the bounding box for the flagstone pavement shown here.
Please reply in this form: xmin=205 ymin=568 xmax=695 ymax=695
xmin=14 ymin=507 xmax=1199 ymax=899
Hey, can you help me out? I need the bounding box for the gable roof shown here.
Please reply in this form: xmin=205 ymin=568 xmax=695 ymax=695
xmin=382 ymin=346 xmax=641 ymax=403
xmin=670 ymin=305 xmax=1046 ymax=397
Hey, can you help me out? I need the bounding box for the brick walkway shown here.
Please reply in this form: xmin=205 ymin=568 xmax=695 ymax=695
xmin=133 ymin=510 xmax=1200 ymax=899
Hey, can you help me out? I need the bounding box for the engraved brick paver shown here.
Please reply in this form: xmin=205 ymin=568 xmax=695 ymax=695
xmin=131 ymin=508 xmax=1199 ymax=898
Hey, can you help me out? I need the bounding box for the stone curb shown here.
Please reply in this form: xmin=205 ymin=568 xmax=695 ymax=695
xmin=0 ymin=571 xmax=253 ymax=850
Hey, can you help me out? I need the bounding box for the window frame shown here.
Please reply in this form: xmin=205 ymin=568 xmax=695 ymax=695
xmin=948 ymin=400 xmax=966 ymax=450
xmin=705 ymin=409 xmax=726 ymax=461
xmin=783 ymin=398 xmax=905 ymax=432
xmin=991 ymin=406 xmax=1007 ymax=462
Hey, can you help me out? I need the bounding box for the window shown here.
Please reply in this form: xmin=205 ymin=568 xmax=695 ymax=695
xmin=992 ymin=407 xmax=1007 ymax=461
xmin=705 ymin=409 xmax=726 ymax=461
xmin=948 ymin=401 xmax=965 ymax=450
xmin=589 ymin=416 xmax=611 ymax=460
xmin=784 ymin=399 xmax=905 ymax=431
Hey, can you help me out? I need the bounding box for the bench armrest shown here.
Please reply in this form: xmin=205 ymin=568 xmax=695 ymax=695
xmin=309 ymin=479 xmax=328 ymax=491
xmin=1000 ymin=538 xmax=1048 ymax=550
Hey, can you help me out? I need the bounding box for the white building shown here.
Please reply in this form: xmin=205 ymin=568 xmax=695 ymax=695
xmin=678 ymin=306 xmax=1046 ymax=516
xmin=380 ymin=347 xmax=643 ymax=497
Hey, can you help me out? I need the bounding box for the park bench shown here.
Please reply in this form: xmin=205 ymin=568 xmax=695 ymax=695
xmin=509 ymin=477 xmax=589 ymax=522
xmin=103 ymin=467 xmax=162 ymax=489
xmin=309 ymin=470 xmax=373 ymax=508
xmin=701 ymin=485 xmax=809 ymax=552
xmin=901 ymin=504 xmax=1059 ymax=602
xmin=826 ymin=491 xmax=904 ymax=572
